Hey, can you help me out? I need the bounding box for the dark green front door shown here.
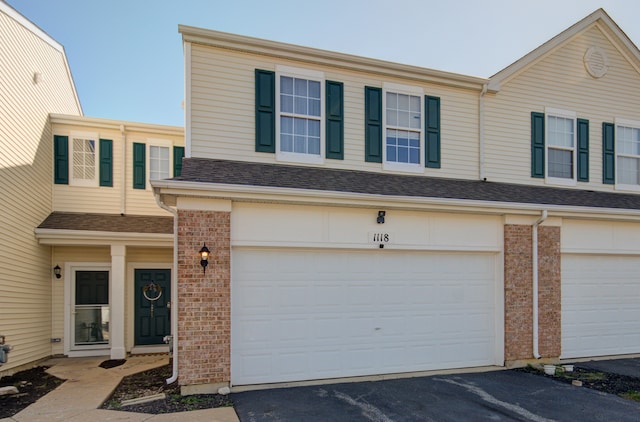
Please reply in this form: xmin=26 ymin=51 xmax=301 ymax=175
xmin=135 ymin=269 xmax=171 ymax=345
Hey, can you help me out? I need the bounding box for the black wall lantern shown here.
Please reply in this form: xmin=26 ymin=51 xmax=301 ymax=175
xmin=53 ymin=265 xmax=61 ymax=279
xmin=377 ymin=210 xmax=386 ymax=224
xmin=199 ymin=243 xmax=210 ymax=274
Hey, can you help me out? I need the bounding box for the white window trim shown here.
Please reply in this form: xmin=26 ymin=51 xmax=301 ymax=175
xmin=382 ymin=82 xmax=425 ymax=174
xmin=70 ymin=131 xmax=99 ymax=187
xmin=545 ymin=108 xmax=577 ymax=187
xmin=146 ymin=138 xmax=173 ymax=189
xmin=275 ymin=65 xmax=325 ymax=165
xmin=614 ymin=118 xmax=640 ymax=192
xmin=64 ymin=263 xmax=111 ymax=356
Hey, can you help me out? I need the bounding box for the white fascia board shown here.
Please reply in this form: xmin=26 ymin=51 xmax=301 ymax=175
xmin=1 ymin=3 xmax=83 ymax=115
xmin=49 ymin=114 xmax=184 ymax=137
xmin=179 ymin=25 xmax=488 ymax=92
xmin=1 ymin=2 xmax=63 ymax=52
xmin=34 ymin=228 xmax=173 ymax=247
xmin=489 ymin=9 xmax=640 ymax=89
xmin=152 ymin=179 xmax=640 ymax=222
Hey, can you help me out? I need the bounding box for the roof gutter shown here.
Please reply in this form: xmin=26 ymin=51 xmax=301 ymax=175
xmin=532 ymin=210 xmax=548 ymax=359
xmin=153 ymin=188 xmax=179 ymax=384
xmin=479 ymin=84 xmax=488 ymax=181
xmin=152 ymin=179 xmax=640 ymax=221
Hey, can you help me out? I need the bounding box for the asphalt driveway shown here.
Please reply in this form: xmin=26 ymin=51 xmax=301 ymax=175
xmin=233 ymin=366 xmax=640 ymax=421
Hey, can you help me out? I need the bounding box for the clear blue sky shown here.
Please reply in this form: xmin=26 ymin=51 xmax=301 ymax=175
xmin=7 ymin=0 xmax=640 ymax=127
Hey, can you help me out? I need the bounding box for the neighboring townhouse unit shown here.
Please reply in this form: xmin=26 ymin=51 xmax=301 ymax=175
xmin=36 ymin=114 xmax=183 ymax=360
xmin=0 ymin=1 xmax=82 ymax=370
xmin=1 ymin=2 xmax=185 ymax=371
xmin=152 ymin=8 xmax=640 ymax=391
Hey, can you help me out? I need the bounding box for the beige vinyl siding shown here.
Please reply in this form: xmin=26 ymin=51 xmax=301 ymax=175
xmin=52 ymin=124 xmax=122 ymax=214
xmin=189 ymin=44 xmax=480 ymax=180
xmin=127 ymin=248 xmax=173 ymax=263
xmin=484 ymin=25 xmax=640 ymax=190
xmin=52 ymin=122 xmax=183 ymax=216
xmin=0 ymin=8 xmax=81 ymax=369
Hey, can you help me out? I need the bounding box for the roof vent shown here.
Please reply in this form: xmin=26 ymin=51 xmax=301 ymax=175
xmin=584 ymin=46 xmax=608 ymax=78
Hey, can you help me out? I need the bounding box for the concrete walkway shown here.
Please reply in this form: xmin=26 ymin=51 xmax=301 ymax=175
xmin=1 ymin=355 xmax=238 ymax=422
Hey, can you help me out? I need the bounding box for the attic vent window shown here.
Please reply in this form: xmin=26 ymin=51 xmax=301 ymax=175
xmin=584 ymin=47 xmax=608 ymax=78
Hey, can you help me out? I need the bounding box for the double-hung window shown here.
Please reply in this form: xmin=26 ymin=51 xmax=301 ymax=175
xmin=276 ymin=66 xmax=324 ymax=164
xmin=616 ymin=119 xmax=640 ymax=189
xmin=71 ymin=132 xmax=98 ymax=186
xmin=546 ymin=109 xmax=576 ymax=185
xmin=149 ymin=145 xmax=170 ymax=181
xmin=383 ymin=83 xmax=424 ymax=172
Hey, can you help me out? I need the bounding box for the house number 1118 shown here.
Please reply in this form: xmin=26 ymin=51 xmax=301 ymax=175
xmin=372 ymin=233 xmax=390 ymax=243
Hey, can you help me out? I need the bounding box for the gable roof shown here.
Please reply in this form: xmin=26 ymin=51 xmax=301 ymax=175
xmin=1 ymin=1 xmax=83 ymax=114
xmin=163 ymin=158 xmax=640 ymax=215
xmin=488 ymin=8 xmax=640 ymax=91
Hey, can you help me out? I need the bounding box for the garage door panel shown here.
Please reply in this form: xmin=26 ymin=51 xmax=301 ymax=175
xmin=232 ymin=249 xmax=497 ymax=385
xmin=562 ymin=255 xmax=640 ymax=358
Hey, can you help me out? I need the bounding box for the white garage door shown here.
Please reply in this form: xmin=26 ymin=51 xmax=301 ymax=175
xmin=562 ymin=255 xmax=640 ymax=359
xmin=231 ymin=249 xmax=498 ymax=385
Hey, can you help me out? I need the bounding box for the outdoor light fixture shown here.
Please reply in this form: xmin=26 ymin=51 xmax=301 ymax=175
xmin=199 ymin=243 xmax=210 ymax=274
xmin=377 ymin=210 xmax=386 ymax=224
xmin=53 ymin=265 xmax=61 ymax=279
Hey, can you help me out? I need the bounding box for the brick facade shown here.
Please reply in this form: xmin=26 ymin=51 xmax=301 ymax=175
xmin=177 ymin=210 xmax=231 ymax=386
xmin=504 ymin=224 xmax=561 ymax=362
xmin=537 ymin=225 xmax=561 ymax=357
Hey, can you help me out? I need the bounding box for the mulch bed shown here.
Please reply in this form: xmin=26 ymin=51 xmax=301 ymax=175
xmin=101 ymin=362 xmax=232 ymax=414
xmin=516 ymin=365 xmax=640 ymax=398
xmin=0 ymin=366 xmax=64 ymax=418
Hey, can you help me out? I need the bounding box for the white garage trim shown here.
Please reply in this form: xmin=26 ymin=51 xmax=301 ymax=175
xmin=231 ymin=248 xmax=502 ymax=386
xmin=562 ymin=254 xmax=640 ymax=359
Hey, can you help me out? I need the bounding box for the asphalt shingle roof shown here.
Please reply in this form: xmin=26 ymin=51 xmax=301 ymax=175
xmin=38 ymin=212 xmax=173 ymax=234
xmin=175 ymin=158 xmax=640 ymax=211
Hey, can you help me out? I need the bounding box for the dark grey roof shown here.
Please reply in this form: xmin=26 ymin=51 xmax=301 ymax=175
xmin=38 ymin=212 xmax=173 ymax=234
xmin=175 ymin=158 xmax=640 ymax=211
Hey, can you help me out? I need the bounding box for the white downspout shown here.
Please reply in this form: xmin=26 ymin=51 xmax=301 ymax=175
xmin=120 ymin=125 xmax=126 ymax=215
xmin=532 ymin=210 xmax=548 ymax=359
xmin=479 ymin=84 xmax=488 ymax=181
xmin=154 ymin=188 xmax=179 ymax=383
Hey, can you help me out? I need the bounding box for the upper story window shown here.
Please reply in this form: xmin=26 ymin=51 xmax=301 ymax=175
xmin=546 ymin=109 xmax=576 ymax=185
xmin=149 ymin=145 xmax=170 ymax=181
xmin=616 ymin=120 xmax=640 ymax=189
xmin=531 ymin=110 xmax=588 ymax=184
xmin=133 ymin=139 xmax=185 ymax=190
xmin=383 ymin=83 xmax=424 ymax=173
xmin=276 ymin=66 xmax=324 ymax=164
xmin=54 ymin=133 xmax=113 ymax=187
xmin=71 ymin=136 xmax=97 ymax=185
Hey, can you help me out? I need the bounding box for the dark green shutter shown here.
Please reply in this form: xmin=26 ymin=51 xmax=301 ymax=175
xmin=425 ymin=96 xmax=441 ymax=168
xmin=53 ymin=135 xmax=69 ymax=184
xmin=364 ymin=86 xmax=382 ymax=162
xmin=173 ymin=146 xmax=185 ymax=177
xmin=326 ymin=80 xmax=344 ymax=159
xmin=602 ymin=122 xmax=615 ymax=184
xmin=577 ymin=119 xmax=589 ymax=182
xmin=99 ymin=139 xmax=113 ymax=187
xmin=531 ymin=112 xmax=545 ymax=178
xmin=133 ymin=142 xmax=146 ymax=189
xmin=255 ymin=69 xmax=275 ymax=153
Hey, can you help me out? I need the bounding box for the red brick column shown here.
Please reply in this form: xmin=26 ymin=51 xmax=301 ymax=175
xmin=503 ymin=223 xmax=561 ymax=362
xmin=537 ymin=226 xmax=561 ymax=357
xmin=504 ymin=224 xmax=533 ymax=361
xmin=177 ymin=210 xmax=231 ymax=386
